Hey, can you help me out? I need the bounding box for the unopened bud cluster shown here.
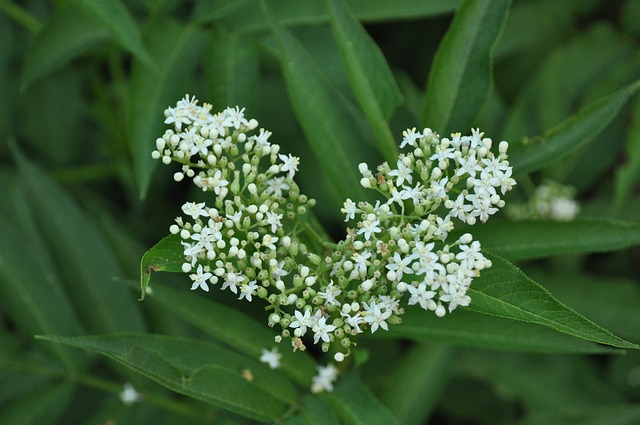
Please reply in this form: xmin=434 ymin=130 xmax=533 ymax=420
xmin=507 ymin=180 xmax=578 ymax=221
xmin=152 ymin=96 xmax=516 ymax=390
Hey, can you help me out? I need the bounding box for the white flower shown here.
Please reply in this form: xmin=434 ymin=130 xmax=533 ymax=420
xmin=120 ymin=382 xmax=143 ymax=405
xmin=357 ymin=214 xmax=381 ymax=240
xmin=262 ymin=234 xmax=278 ymax=251
xmin=259 ymin=347 xmax=282 ymax=369
xmin=350 ymin=250 xmax=371 ymax=280
xmin=341 ymin=310 xmax=365 ymax=334
xmin=164 ymin=106 xmax=191 ymax=131
xmin=388 ymin=158 xmax=413 ymax=186
xmin=319 ymin=281 xmax=342 ymax=307
xmin=311 ymin=364 xmax=339 ymax=393
xmin=238 ymin=280 xmax=259 ymax=301
xmin=400 ymin=127 xmax=421 ymax=149
xmin=265 ymin=211 xmax=283 ymax=232
xmin=290 ymin=309 xmax=314 ymax=337
xmin=428 ymin=176 xmax=449 ymax=200
xmin=363 ymin=301 xmax=391 ymax=333
xmin=341 ymin=199 xmax=357 ymax=222
xmin=265 ymin=177 xmax=290 ymax=197
xmin=182 ymin=201 xmax=208 ymax=220
xmin=312 ymin=316 xmax=336 ymax=344
xmin=189 ymin=265 xmax=212 ymax=292
xmin=278 ymin=153 xmax=300 ymax=179
xmin=407 ymin=282 xmax=436 ymax=311
xmin=385 ymin=252 xmax=413 ymax=281
xmin=221 ymin=271 xmax=243 ymax=294
xmin=250 ymin=129 xmax=272 ymax=148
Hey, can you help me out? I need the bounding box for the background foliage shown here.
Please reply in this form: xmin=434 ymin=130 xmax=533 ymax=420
xmin=1 ymin=0 xmax=640 ymax=424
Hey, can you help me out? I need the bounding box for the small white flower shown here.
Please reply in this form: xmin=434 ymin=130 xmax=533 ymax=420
xmin=265 ymin=211 xmax=283 ymax=233
xmin=341 ymin=199 xmax=357 ymax=222
xmin=259 ymin=347 xmax=282 ymax=369
xmin=388 ymin=158 xmax=413 ymax=186
xmin=262 ymin=234 xmax=278 ymax=251
xmin=312 ymin=316 xmax=336 ymax=344
xmin=265 ymin=177 xmax=290 ymax=197
xmin=278 ymin=153 xmax=300 ymax=179
xmin=290 ymin=309 xmax=314 ymax=337
xmin=311 ymin=364 xmax=339 ymax=393
xmin=319 ymin=281 xmax=342 ymax=307
xmin=120 ymin=382 xmax=143 ymax=405
xmin=400 ymin=127 xmax=421 ymax=149
xmin=407 ymin=282 xmax=436 ymax=310
xmin=189 ymin=265 xmax=212 ymax=292
xmin=238 ymin=280 xmax=259 ymax=301
xmin=182 ymin=201 xmax=208 ymax=220
xmin=357 ymin=214 xmax=381 ymax=240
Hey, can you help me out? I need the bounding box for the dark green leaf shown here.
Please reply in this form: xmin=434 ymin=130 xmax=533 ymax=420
xmin=381 ymin=344 xmax=453 ymax=425
xmin=264 ymin=2 xmax=368 ymax=204
xmin=146 ymin=283 xmax=317 ymax=385
xmin=128 ymin=20 xmax=204 ymax=198
xmin=14 ymin=151 xmax=145 ymax=334
xmin=468 ymin=253 xmax=639 ymax=350
xmin=323 ymin=373 xmax=398 ymax=425
xmin=520 ymin=404 xmax=640 ymax=425
xmin=374 ymin=308 xmax=616 ymax=354
xmin=0 ymin=218 xmax=84 ymax=370
xmin=509 ymin=79 xmax=640 ymax=174
xmin=196 ymin=0 xmax=460 ymax=28
xmin=205 ymin=29 xmax=259 ymax=113
xmin=327 ymin=0 xmax=402 ymax=163
xmin=422 ymin=0 xmax=511 ymax=134
xmin=0 ymin=381 xmax=75 ymax=425
xmin=299 ymin=397 xmax=341 ymax=425
xmin=76 ymin=0 xmax=155 ymax=68
xmin=468 ymin=218 xmax=640 ymax=261
xmin=20 ymin=2 xmax=109 ymax=90
xmin=39 ymin=333 xmax=295 ymax=422
xmin=615 ymin=94 xmax=640 ymax=207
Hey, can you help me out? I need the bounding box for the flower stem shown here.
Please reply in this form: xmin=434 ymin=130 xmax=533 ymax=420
xmin=0 ymin=0 xmax=42 ymax=33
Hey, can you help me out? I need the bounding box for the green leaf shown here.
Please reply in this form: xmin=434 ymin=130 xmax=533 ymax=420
xmin=264 ymin=2 xmax=366 ymax=203
xmin=509 ymin=79 xmax=640 ymax=174
xmin=14 ymin=150 xmax=145 ymax=334
xmin=76 ymin=0 xmax=155 ymax=68
xmin=0 ymin=381 xmax=75 ymax=425
xmin=381 ymin=344 xmax=453 ymax=425
xmin=615 ymin=94 xmax=640 ymax=207
xmin=0 ymin=218 xmax=84 ymax=371
xmin=146 ymin=283 xmax=317 ymax=385
xmin=323 ymin=373 xmax=398 ymax=425
xmin=196 ymin=0 xmax=460 ymax=29
xmin=467 ymin=218 xmax=640 ymax=261
xmin=140 ymin=234 xmax=184 ymax=299
xmin=205 ymin=29 xmax=259 ymax=113
xmin=298 ymin=397 xmax=341 ymax=425
xmin=327 ymin=0 xmax=402 ymax=163
xmin=520 ymin=404 xmax=640 ymax=425
xmin=468 ymin=253 xmax=639 ymax=350
xmin=20 ymin=2 xmax=109 ymax=91
xmin=39 ymin=333 xmax=295 ymax=422
xmin=373 ymin=308 xmax=616 ymax=354
xmin=422 ymin=0 xmax=511 ymax=134
xmin=128 ymin=20 xmax=204 ymax=199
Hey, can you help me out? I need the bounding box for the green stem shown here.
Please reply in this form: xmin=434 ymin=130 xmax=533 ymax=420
xmin=0 ymin=0 xmax=42 ymax=33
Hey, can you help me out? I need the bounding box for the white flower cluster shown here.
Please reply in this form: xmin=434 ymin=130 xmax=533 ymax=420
xmin=507 ymin=180 xmax=579 ymax=221
xmin=153 ymin=96 xmax=516 ymax=393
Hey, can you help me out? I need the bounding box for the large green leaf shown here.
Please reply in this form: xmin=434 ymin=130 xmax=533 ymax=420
xmin=205 ymin=29 xmax=259 ymax=113
xmin=146 ymin=284 xmax=317 ymax=385
xmin=14 ymin=151 xmax=145 ymax=334
xmin=196 ymin=0 xmax=460 ymax=28
xmin=76 ymin=0 xmax=155 ymax=68
xmin=373 ymin=308 xmax=616 ymax=354
xmin=0 ymin=381 xmax=75 ymax=425
xmin=39 ymin=334 xmax=296 ymax=422
xmin=327 ymin=0 xmax=402 ymax=163
xmin=322 ymin=373 xmax=398 ymax=425
xmin=519 ymin=404 xmax=640 ymax=425
xmin=128 ymin=20 xmax=204 ymax=199
xmin=508 ymin=79 xmax=640 ymax=174
xmin=615 ymin=94 xmax=640 ymax=207
xmin=422 ymin=0 xmax=511 ymax=134
xmin=467 ymin=218 xmax=640 ymax=261
xmin=0 ymin=218 xmax=84 ymax=371
xmin=20 ymin=2 xmax=109 ymax=90
xmin=264 ymin=2 xmax=366 ymax=204
xmin=468 ymin=253 xmax=639 ymax=350
xmin=381 ymin=344 xmax=453 ymax=425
